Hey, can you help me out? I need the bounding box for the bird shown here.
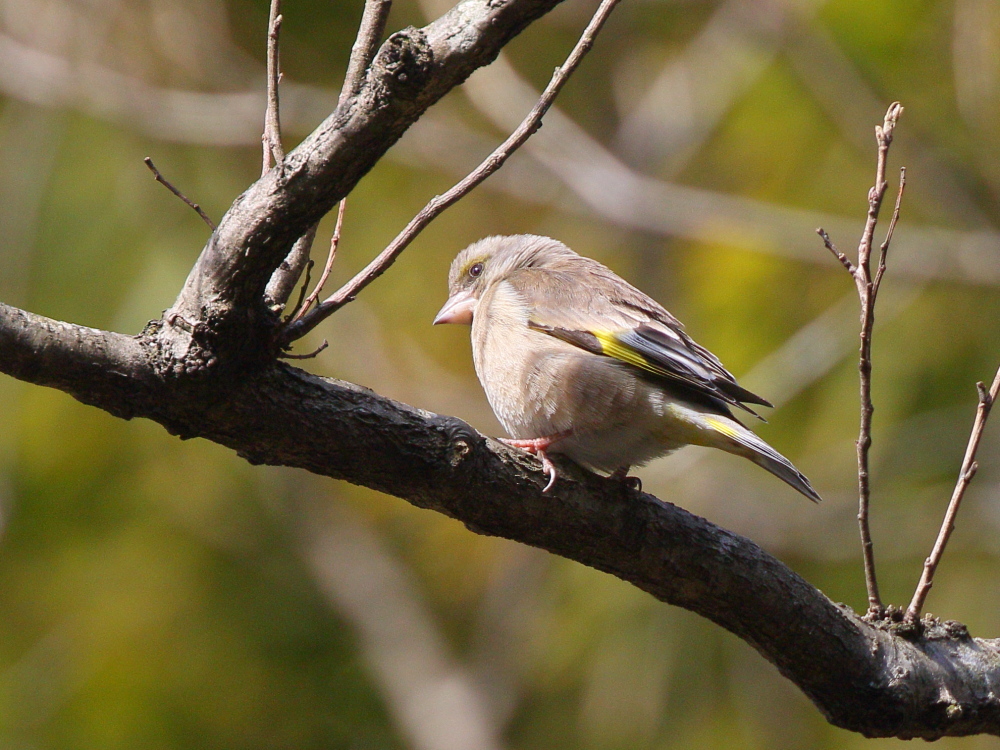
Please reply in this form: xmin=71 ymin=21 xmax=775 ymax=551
xmin=433 ymin=234 xmax=821 ymax=502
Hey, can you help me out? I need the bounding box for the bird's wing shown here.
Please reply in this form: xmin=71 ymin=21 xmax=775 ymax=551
xmin=506 ymin=267 xmax=772 ymax=416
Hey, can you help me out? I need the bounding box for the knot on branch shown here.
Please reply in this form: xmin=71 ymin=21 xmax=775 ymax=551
xmin=370 ymin=28 xmax=433 ymax=103
xmin=428 ymin=414 xmax=482 ymax=467
xmin=148 ymin=313 xmax=221 ymax=381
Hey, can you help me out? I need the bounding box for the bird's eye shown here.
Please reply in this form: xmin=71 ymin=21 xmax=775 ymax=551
xmin=469 ymin=262 xmax=484 ymax=278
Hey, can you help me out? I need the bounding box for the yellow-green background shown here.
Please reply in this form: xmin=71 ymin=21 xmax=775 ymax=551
xmin=2 ymin=0 xmax=1000 ymax=747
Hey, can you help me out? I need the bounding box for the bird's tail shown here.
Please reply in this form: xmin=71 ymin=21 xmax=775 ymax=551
xmin=702 ymin=416 xmax=822 ymax=503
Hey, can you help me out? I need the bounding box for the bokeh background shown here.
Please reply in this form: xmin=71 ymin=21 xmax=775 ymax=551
xmin=2 ymin=0 xmax=1000 ymax=747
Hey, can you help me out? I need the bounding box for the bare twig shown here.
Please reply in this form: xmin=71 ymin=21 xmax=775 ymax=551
xmin=818 ymin=102 xmax=903 ymax=619
xmin=906 ymin=366 xmax=1000 ymax=621
xmin=290 ymin=200 xmax=346 ymax=327
xmin=280 ymin=0 xmax=624 ymax=344
xmin=285 ymin=259 xmax=315 ymax=323
xmin=873 ymin=168 xmax=906 ymax=296
xmin=262 ymin=0 xmax=284 ymax=174
xmin=143 ymin=157 xmax=216 ymax=230
xmin=280 ymin=339 xmax=329 ymax=359
xmin=267 ymin=0 xmax=386 ymax=332
xmin=340 ymin=0 xmax=393 ymax=108
xmin=816 ymin=227 xmax=856 ymax=275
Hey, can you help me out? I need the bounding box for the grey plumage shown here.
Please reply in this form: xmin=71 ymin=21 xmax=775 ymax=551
xmin=434 ymin=234 xmax=821 ymax=502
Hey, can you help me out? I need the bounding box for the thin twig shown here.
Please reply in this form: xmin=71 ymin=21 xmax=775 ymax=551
xmin=262 ymin=0 xmax=284 ymax=175
xmin=816 ymin=227 xmax=856 ymax=274
xmin=906 ymin=366 xmax=1000 ymax=621
xmin=291 ymin=200 xmax=347 ymax=326
xmin=818 ymin=102 xmax=903 ymax=619
xmin=340 ymin=0 xmax=393 ymax=108
xmin=853 ymin=103 xmax=902 ymax=618
xmin=872 ymin=167 xmax=905 ymax=297
xmin=280 ymin=0 xmax=624 ymax=344
xmin=143 ymin=157 xmax=216 ymax=230
xmin=285 ymin=259 xmax=315 ymax=323
xmin=280 ymin=339 xmax=329 ymax=359
xmin=267 ymin=0 xmax=385 ymax=328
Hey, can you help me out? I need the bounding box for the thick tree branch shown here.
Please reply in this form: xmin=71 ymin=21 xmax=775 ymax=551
xmin=0 ymin=302 xmax=151 ymax=418
xmin=1 ymin=322 xmax=998 ymax=739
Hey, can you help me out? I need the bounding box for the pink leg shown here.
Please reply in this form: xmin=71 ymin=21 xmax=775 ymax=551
xmin=500 ymin=432 xmax=570 ymax=493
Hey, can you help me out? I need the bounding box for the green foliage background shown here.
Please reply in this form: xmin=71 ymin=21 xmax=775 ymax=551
xmin=2 ymin=0 xmax=1000 ymax=747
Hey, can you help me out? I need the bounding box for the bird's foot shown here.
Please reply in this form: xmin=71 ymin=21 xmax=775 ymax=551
xmin=610 ymin=466 xmax=641 ymax=492
xmin=500 ymin=433 xmax=570 ymax=493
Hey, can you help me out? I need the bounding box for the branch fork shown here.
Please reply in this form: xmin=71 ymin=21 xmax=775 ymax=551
xmin=817 ymin=101 xmax=904 ymax=619
xmin=819 ymin=102 xmax=1000 ymax=627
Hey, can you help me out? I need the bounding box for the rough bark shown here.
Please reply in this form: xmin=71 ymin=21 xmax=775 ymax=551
xmin=2 ymin=0 xmax=1000 ymax=740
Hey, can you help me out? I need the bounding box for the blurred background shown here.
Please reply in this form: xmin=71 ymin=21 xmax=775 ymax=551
xmin=1 ymin=0 xmax=1000 ymax=746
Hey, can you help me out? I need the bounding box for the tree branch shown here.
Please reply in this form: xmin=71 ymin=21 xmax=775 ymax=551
xmin=263 ymin=224 xmax=318 ymax=312
xmin=1 ymin=319 xmax=998 ymax=738
xmin=340 ymin=0 xmax=394 ymax=107
xmin=0 ymin=302 xmax=151 ymax=418
xmin=262 ymin=0 xmax=285 ymax=173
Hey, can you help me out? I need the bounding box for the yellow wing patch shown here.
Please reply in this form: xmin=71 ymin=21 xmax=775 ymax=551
xmin=593 ymin=331 xmax=666 ymax=377
xmin=704 ymin=416 xmax=740 ymax=439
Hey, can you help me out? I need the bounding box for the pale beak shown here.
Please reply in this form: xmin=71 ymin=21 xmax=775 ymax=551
xmin=433 ymin=289 xmax=476 ymax=325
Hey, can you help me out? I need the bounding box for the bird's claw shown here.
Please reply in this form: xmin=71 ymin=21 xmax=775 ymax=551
xmin=500 ymin=435 xmax=566 ymax=493
xmin=537 ymin=450 xmax=558 ymax=493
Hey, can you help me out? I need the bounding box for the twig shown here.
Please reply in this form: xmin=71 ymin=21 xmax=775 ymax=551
xmin=873 ymin=168 xmax=906 ymax=296
xmin=817 ymin=102 xmax=903 ymax=619
xmin=143 ymin=157 xmax=216 ymax=230
xmin=280 ymin=0 xmax=624 ymax=344
xmin=262 ymin=0 xmax=284 ymax=175
xmin=339 ymin=0 xmax=393 ymax=108
xmin=266 ymin=0 xmax=384 ymax=325
xmin=906 ymin=366 xmax=1000 ymax=621
xmin=816 ymin=228 xmax=855 ymax=275
xmin=290 ymin=200 xmax=346 ymax=325
xmin=285 ymin=259 xmax=315 ymax=323
xmin=280 ymin=339 xmax=329 ymax=359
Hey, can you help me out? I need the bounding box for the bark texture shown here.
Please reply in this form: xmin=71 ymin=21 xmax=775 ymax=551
xmin=2 ymin=0 xmax=1000 ymax=739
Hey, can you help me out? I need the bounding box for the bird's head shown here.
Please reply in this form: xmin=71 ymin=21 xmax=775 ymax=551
xmin=433 ymin=235 xmax=577 ymax=325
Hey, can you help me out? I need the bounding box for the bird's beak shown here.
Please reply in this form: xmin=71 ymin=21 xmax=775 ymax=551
xmin=433 ymin=289 xmax=476 ymax=325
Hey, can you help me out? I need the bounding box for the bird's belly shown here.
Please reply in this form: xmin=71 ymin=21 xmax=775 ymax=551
xmin=475 ymin=330 xmax=706 ymax=473
xmin=551 ymin=394 xmax=693 ymax=473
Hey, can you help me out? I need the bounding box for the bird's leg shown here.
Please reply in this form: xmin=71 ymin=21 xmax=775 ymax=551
xmin=500 ymin=432 xmax=570 ymax=493
xmin=610 ymin=466 xmax=641 ymax=492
